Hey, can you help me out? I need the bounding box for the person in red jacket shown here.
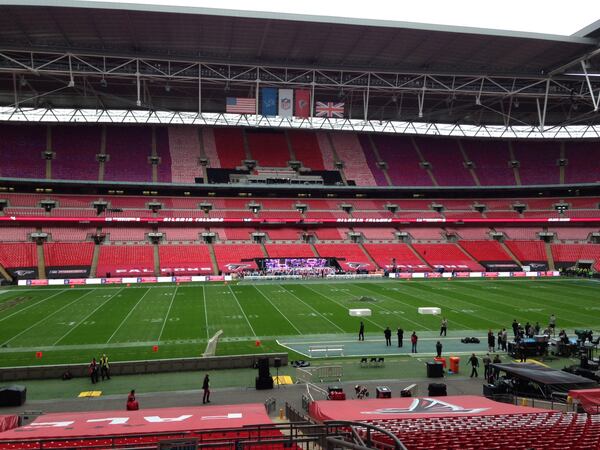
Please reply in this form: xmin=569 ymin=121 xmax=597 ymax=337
xmin=126 ymin=390 xmax=139 ymax=411
xmin=411 ymin=332 xmax=418 ymax=353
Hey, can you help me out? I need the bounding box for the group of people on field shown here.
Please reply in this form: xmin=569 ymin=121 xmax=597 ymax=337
xmin=359 ymin=321 xmax=419 ymax=353
xmin=88 ymin=354 xmax=111 ymax=384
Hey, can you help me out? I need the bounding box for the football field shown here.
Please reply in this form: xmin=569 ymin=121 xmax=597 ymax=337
xmin=0 ymin=278 xmax=598 ymax=367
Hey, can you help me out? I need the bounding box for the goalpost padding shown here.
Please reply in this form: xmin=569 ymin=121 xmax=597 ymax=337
xmin=202 ymin=330 xmax=223 ymax=357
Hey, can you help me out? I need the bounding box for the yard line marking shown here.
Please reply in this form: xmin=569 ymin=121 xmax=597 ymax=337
xmin=227 ymin=285 xmax=257 ymax=337
xmin=105 ymin=288 xmax=152 ymax=344
xmin=52 ymin=288 xmax=125 ymax=346
xmin=2 ymin=289 xmax=97 ymax=346
xmin=253 ymin=286 xmax=303 ymax=335
xmin=302 ymin=284 xmax=385 ymax=332
xmin=157 ymin=287 xmax=178 ymax=343
xmin=0 ymin=289 xmax=70 ymax=323
xmin=202 ymin=285 xmax=209 ymax=340
xmin=280 ymin=285 xmax=346 ymax=333
xmin=356 ymin=283 xmax=472 ymax=330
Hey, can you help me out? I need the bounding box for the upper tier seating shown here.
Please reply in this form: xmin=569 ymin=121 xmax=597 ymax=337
xmin=0 ymin=243 xmax=37 ymax=268
xmin=551 ymin=244 xmax=600 ymax=270
xmin=512 ymin=141 xmax=560 ymax=185
xmin=52 ymin=125 xmax=100 ymax=181
xmin=44 ymin=242 xmax=94 ymax=266
xmin=104 ymin=126 xmax=153 ymax=182
xmin=313 ymin=228 xmax=347 ymax=241
xmin=356 ymin=134 xmax=388 ymax=186
xmin=0 ymin=124 xmax=46 ymax=179
xmin=549 ymin=227 xmax=598 ymax=241
xmin=504 ymin=240 xmax=547 ymax=262
xmin=288 ymin=131 xmax=325 ymax=170
xmin=265 ymin=244 xmax=315 ymax=258
xmin=363 ymin=243 xmax=430 ymax=271
xmin=461 ymin=139 xmax=515 ymax=185
xmin=565 ymin=141 xmax=600 ymax=184
xmin=458 ymin=240 xmax=513 ymax=261
xmin=1 ymin=125 xmax=600 ymax=187
xmin=246 ymin=130 xmax=290 ymax=167
xmin=329 ymin=132 xmax=378 ymax=186
xmin=167 ymin=126 xmax=202 ymax=183
xmin=412 ymin=243 xmax=484 ymax=271
xmin=158 ymin=245 xmax=213 ymax=274
xmin=400 ymin=227 xmax=445 ymax=241
xmin=155 ymin=127 xmax=173 ymax=183
xmin=314 ymin=243 xmax=374 ymax=271
xmin=372 ymin=135 xmax=432 ymax=186
xmin=444 ymin=227 xmax=491 ymax=240
xmin=96 ymin=245 xmax=154 ymax=276
xmin=213 ymin=127 xmax=245 ymax=168
xmin=415 ymin=137 xmax=475 ymax=186
xmin=213 ymin=244 xmax=263 ymax=272
xmin=494 ymin=227 xmax=541 ymax=240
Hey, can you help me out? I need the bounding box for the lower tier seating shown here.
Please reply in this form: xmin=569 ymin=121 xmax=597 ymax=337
xmin=213 ymin=244 xmax=264 ymax=273
xmin=158 ymin=245 xmax=213 ymax=274
xmin=44 ymin=243 xmax=94 ymax=267
xmin=412 ymin=243 xmax=484 ymax=271
xmin=96 ymin=245 xmax=154 ymax=276
xmin=363 ymin=243 xmax=431 ymax=271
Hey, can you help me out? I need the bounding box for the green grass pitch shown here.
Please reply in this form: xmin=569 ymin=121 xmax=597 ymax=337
xmin=0 ymin=278 xmax=598 ymax=367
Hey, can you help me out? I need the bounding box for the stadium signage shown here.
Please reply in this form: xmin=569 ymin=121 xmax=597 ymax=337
xmin=1 ymin=216 xmax=599 ymax=224
xmin=17 ymin=271 xmax=560 ymax=286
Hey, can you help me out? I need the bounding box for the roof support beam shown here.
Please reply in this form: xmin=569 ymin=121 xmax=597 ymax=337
xmin=580 ymin=60 xmax=600 ymax=112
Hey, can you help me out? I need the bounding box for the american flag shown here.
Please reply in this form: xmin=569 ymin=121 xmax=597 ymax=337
xmin=226 ymin=97 xmax=256 ymax=114
xmin=315 ymin=101 xmax=344 ymax=118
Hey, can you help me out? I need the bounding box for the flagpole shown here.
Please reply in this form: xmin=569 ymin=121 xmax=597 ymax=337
xmin=310 ymin=77 xmax=315 ymax=128
xmin=255 ymin=68 xmax=260 ymax=126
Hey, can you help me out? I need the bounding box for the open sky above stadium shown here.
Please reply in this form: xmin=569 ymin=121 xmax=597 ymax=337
xmin=77 ymin=0 xmax=600 ymax=36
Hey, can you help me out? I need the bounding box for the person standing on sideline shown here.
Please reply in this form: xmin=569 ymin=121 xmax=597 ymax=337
xmin=487 ymin=330 xmax=495 ymax=353
xmin=440 ymin=317 xmax=448 ymax=336
xmin=497 ymin=330 xmax=503 ymax=351
xmin=512 ymin=319 xmax=519 ymax=338
xmin=501 ymin=328 xmax=508 ymax=352
xmin=384 ymin=327 xmax=392 ymax=346
xmin=126 ymin=390 xmax=139 ymax=410
xmin=89 ymin=358 xmax=99 ymax=384
xmin=436 ymin=341 xmax=443 ymax=357
xmin=411 ymin=332 xmax=418 ymax=353
xmin=397 ymin=328 xmax=404 ymax=348
xmin=100 ymin=354 xmax=110 ymax=381
xmin=549 ymin=314 xmax=556 ymax=336
xmin=468 ymin=353 xmax=479 ymax=378
xmin=492 ymin=354 xmax=502 ymax=381
xmin=202 ymin=374 xmax=210 ymax=404
xmin=483 ymin=353 xmax=492 ymax=380
xmin=519 ymin=343 xmax=527 ymax=363
xmin=358 ymin=321 xmax=365 ymax=341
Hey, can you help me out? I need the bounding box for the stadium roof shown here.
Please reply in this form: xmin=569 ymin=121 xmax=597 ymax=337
xmin=1 ymin=0 xmax=600 ymax=128
xmin=0 ymin=0 xmax=598 ymax=75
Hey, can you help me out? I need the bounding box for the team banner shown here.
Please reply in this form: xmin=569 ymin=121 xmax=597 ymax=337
xmin=315 ymin=101 xmax=345 ymax=118
xmin=260 ymin=87 xmax=277 ymax=116
xmin=294 ymin=89 xmax=311 ymax=117
xmin=278 ymin=89 xmax=293 ymax=117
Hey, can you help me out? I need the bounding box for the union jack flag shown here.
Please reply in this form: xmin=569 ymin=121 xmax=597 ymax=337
xmin=315 ymin=101 xmax=344 ymax=118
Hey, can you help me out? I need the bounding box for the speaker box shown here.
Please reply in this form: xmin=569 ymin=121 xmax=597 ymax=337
xmin=255 ymin=376 xmax=274 ymax=390
xmin=426 ymin=362 xmax=444 ymax=378
xmin=0 ymin=385 xmax=26 ymax=407
xmin=428 ymin=383 xmax=447 ymax=397
xmin=257 ymin=358 xmax=270 ymax=378
xmin=273 ymin=358 xmax=282 ymax=368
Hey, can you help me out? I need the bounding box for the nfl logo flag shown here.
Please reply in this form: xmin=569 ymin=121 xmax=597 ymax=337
xmin=278 ymin=89 xmax=293 ymax=118
xmin=226 ymin=97 xmax=256 ymax=114
xmin=315 ymin=101 xmax=344 ymax=118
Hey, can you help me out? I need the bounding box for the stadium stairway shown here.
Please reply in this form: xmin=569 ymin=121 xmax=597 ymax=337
xmin=90 ymin=243 xmax=100 ymax=278
xmin=499 ymin=241 xmax=523 ymax=267
xmin=309 ymin=241 xmax=319 ymax=257
xmin=153 ymin=243 xmax=160 ymax=276
xmin=366 ymin=135 xmax=393 ymax=186
xmin=457 ymin=140 xmax=481 ymax=186
xmin=407 ymin=243 xmax=434 ymax=270
xmin=0 ymin=262 xmax=12 ymax=282
xmin=359 ymin=242 xmax=381 ymax=269
xmin=412 ymin=137 xmax=439 ymax=186
xmin=454 ymin=242 xmax=487 ymax=268
xmin=208 ymin=243 xmax=219 ymax=275
xmin=36 ymin=242 xmax=46 ymax=279
xmin=545 ymin=241 xmax=556 ymax=270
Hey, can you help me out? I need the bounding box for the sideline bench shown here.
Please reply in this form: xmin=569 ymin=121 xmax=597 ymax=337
xmin=308 ymin=345 xmax=344 ymax=357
